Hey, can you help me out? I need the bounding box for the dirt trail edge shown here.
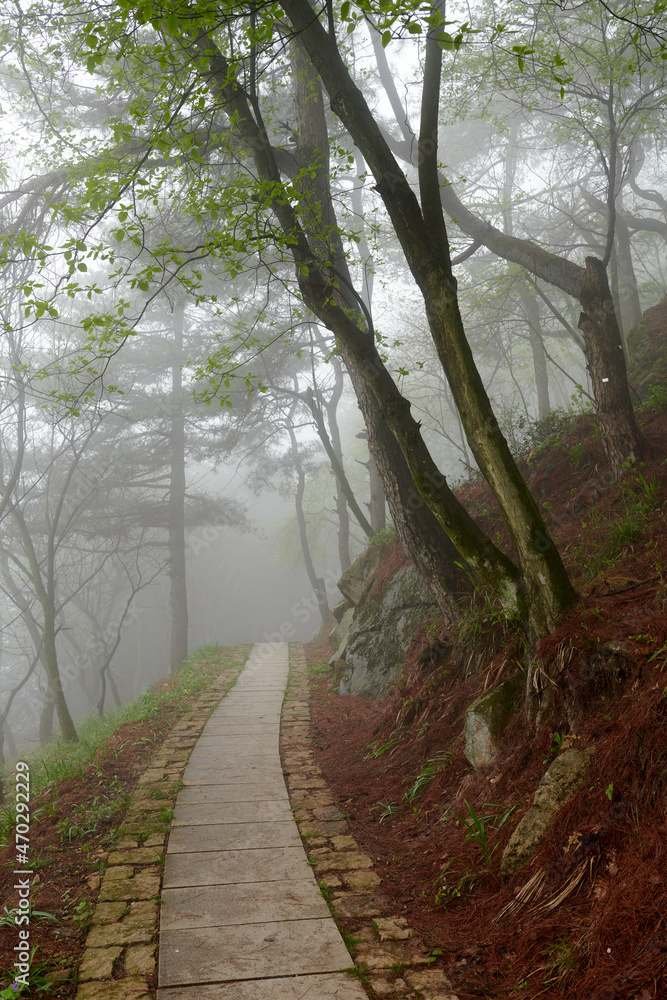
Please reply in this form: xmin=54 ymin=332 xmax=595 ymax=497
xmin=282 ymin=644 xmax=458 ymax=1000
xmin=156 ymin=641 xmax=367 ymax=1000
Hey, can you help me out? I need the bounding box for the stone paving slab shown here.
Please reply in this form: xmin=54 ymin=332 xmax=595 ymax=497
xmin=158 ymin=642 xmax=362 ymax=998
xmin=182 ymin=764 xmax=285 ymax=785
xmin=157 ymin=972 xmax=367 ymax=999
xmin=160 ymin=879 xmax=330 ymax=929
xmin=163 ymin=847 xmax=312 ymax=888
xmin=166 ymin=819 xmax=301 ymax=853
xmin=159 ymin=918 xmax=354 ymax=986
xmin=206 ymin=709 xmax=284 ymax=722
xmin=187 ymin=750 xmax=279 ymax=766
xmin=172 ymin=799 xmax=293 ymax=826
xmin=195 ymin=724 xmax=281 ymax=735
xmin=176 ymin=783 xmax=289 ymax=805
xmin=188 ymin=741 xmax=279 ymax=757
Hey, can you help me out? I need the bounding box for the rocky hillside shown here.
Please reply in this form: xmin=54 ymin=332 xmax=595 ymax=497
xmin=307 ymin=299 xmax=667 ymax=999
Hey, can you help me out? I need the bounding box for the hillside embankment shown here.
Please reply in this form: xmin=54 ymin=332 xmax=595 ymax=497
xmin=304 ymin=397 xmax=667 ymax=999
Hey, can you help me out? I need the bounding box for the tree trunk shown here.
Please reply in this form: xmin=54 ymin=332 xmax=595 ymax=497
xmin=520 ymin=285 xmax=550 ymax=420
xmin=194 ymin=28 xmax=515 ymax=617
xmin=108 ymin=669 xmax=122 ymax=708
xmin=577 ymin=257 xmax=643 ymax=473
xmin=39 ymin=695 xmax=55 ymax=746
xmin=434 ymin=184 xmax=644 ymax=473
xmin=283 ymin=38 xmax=462 ymax=609
xmin=614 ymin=209 xmax=643 ymax=335
xmin=8 ymin=514 xmax=78 ymax=742
xmin=305 ymin=386 xmax=373 ymax=537
xmin=355 ymin=430 xmax=387 ymax=533
xmin=349 ymin=368 xmax=465 ymax=615
xmin=286 ymin=417 xmax=331 ymax=623
xmin=324 ymin=356 xmax=352 ymax=570
xmin=368 ymin=448 xmax=387 ymax=532
xmin=42 ymin=605 xmax=78 ymax=741
xmin=277 ymin=1 xmax=577 ymax=641
xmin=169 ymin=299 xmax=188 ymax=672
xmin=4 ymin=720 xmax=16 ymax=760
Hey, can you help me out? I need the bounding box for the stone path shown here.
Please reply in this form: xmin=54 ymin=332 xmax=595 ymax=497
xmin=157 ymin=642 xmax=367 ymax=1000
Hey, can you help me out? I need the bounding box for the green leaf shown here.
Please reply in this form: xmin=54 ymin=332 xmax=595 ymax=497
xmin=114 ymin=229 xmax=125 ymax=242
xmin=381 ymin=29 xmax=391 ymax=47
xmin=340 ymin=0 xmax=350 ymax=19
xmin=164 ymin=12 xmax=179 ymax=32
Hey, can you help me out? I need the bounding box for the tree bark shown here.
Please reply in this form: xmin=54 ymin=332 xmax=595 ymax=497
xmin=578 ymin=257 xmax=643 ymax=473
xmin=286 ymin=412 xmax=331 ymax=623
xmin=323 ymin=356 xmax=353 ymax=570
xmin=39 ymin=696 xmax=55 ymax=746
xmin=520 ymin=285 xmax=551 ymax=420
xmin=169 ymin=299 xmax=188 ymax=672
xmin=614 ymin=208 xmax=643 ymax=334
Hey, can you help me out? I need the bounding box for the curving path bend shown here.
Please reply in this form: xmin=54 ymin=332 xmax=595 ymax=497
xmin=157 ymin=642 xmax=367 ymax=1000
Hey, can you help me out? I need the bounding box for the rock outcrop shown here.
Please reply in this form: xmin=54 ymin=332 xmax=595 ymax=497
xmin=329 ymin=544 xmax=439 ymax=700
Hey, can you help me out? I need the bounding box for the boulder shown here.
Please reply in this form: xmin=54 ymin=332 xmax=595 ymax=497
xmin=336 ymin=564 xmax=439 ymax=699
xmin=337 ymin=545 xmax=385 ymax=606
xmin=332 ymin=597 xmax=354 ymax=623
xmin=329 ymin=606 xmax=355 ymax=661
xmin=464 ymin=673 xmax=524 ymax=768
xmin=500 ymin=748 xmax=592 ymax=882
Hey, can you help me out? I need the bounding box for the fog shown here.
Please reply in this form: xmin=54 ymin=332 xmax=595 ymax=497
xmin=0 ymin=0 xmax=665 ymax=754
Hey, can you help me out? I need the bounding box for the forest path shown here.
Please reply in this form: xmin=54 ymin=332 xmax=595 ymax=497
xmin=156 ymin=641 xmax=366 ymax=999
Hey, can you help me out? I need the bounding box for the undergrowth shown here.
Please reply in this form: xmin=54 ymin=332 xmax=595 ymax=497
xmin=0 ymin=646 xmax=243 ymax=847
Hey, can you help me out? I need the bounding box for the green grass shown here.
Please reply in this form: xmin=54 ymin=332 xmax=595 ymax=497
xmin=0 ymin=646 xmax=244 ymax=847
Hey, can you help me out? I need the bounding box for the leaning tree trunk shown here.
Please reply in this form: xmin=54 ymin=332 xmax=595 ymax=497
xmin=169 ymin=299 xmax=188 ymax=672
xmin=348 ymin=367 xmax=467 ymax=615
xmin=278 ymin=1 xmax=578 ymax=642
xmin=192 ymin=27 xmax=517 ymax=620
xmin=41 ymin=604 xmax=78 ymax=742
xmin=286 ymin=37 xmax=462 ymax=612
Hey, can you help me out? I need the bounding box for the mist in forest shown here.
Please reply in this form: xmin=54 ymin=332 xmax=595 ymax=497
xmin=0 ymin=0 xmax=664 ymax=755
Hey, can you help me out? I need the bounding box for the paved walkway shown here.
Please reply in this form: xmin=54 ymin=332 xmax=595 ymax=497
xmin=157 ymin=642 xmax=367 ymax=1000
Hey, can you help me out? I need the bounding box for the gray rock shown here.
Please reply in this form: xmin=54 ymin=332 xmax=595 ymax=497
xmin=464 ymin=673 xmax=524 ymax=769
xmin=337 ymin=546 xmax=385 ymax=606
xmin=332 ymin=597 xmax=354 ymax=623
xmin=337 ymin=565 xmax=439 ymax=700
xmin=500 ymin=748 xmax=593 ymax=882
xmin=329 ymin=606 xmax=355 ymax=661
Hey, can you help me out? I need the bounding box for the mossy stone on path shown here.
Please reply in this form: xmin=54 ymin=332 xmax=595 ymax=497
xmin=99 ymin=867 xmax=161 ymax=902
xmin=76 ymin=978 xmax=151 ymax=1000
xmin=79 ymin=945 xmax=123 ymax=980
